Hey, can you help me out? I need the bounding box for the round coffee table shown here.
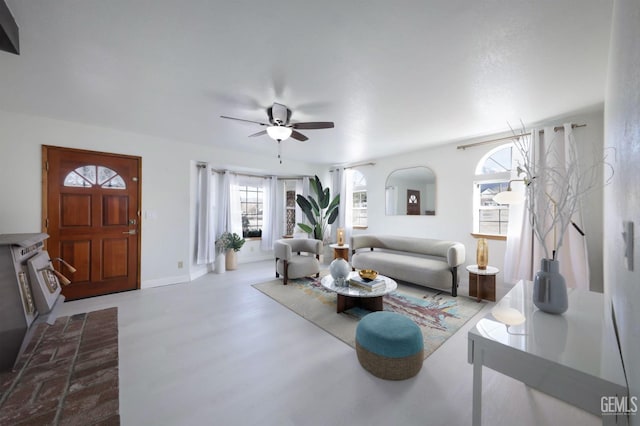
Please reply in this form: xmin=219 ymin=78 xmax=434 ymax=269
xmin=321 ymin=272 xmax=397 ymax=313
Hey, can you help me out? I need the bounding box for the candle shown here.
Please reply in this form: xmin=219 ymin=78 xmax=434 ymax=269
xmin=337 ymin=228 xmax=345 ymax=246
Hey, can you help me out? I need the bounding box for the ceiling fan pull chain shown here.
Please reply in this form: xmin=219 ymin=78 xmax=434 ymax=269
xmin=278 ymin=140 xmax=282 ymax=164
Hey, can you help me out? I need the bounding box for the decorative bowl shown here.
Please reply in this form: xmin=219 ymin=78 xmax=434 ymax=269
xmin=359 ymin=269 xmax=378 ymax=281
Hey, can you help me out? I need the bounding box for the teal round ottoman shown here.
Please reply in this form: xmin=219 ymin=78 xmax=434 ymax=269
xmin=355 ymin=311 xmax=424 ymax=380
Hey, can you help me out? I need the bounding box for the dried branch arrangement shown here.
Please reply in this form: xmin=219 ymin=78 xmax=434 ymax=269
xmin=511 ymin=124 xmax=613 ymax=260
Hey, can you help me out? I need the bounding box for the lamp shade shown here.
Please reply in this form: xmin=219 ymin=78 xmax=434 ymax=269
xmin=494 ymin=190 xmax=523 ymax=205
xmin=266 ymin=126 xmax=292 ymax=141
xmin=491 ymin=306 xmax=526 ymax=326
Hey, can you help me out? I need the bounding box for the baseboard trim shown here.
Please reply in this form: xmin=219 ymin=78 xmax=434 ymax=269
xmin=142 ymin=274 xmax=190 ymax=289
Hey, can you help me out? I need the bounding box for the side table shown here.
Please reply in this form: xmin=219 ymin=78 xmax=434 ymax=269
xmin=468 ymin=280 xmax=628 ymax=425
xmin=466 ymin=265 xmax=498 ymax=302
xmin=329 ymin=243 xmax=349 ymax=262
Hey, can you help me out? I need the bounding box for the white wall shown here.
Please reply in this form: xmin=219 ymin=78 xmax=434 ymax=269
xmin=356 ymin=108 xmax=605 ymax=297
xmin=0 ymin=106 xmax=607 ymax=298
xmin=604 ymin=0 xmax=640 ymax=420
xmin=0 ymin=109 xmax=321 ymax=288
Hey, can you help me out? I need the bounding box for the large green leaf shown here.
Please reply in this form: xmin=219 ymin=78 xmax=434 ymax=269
xmin=316 ymin=176 xmax=331 ymax=207
xmin=311 ymin=175 xmax=321 ymax=197
xmin=327 ymin=207 xmax=339 ymax=225
xmin=308 ymin=196 xmax=320 ymax=216
xmin=297 ymin=223 xmax=313 ymax=234
xmin=326 ymin=194 xmax=340 ymax=214
xmin=296 ymin=195 xmax=317 ymax=225
xmin=319 ymin=188 xmax=330 ymax=209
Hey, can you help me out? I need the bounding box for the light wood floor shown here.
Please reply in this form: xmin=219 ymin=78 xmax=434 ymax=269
xmin=57 ymin=260 xmax=599 ymax=426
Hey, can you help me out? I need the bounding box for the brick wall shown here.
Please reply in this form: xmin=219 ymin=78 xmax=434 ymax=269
xmin=0 ymin=307 xmax=119 ymax=425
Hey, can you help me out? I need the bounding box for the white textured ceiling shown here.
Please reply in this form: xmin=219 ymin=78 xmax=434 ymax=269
xmin=0 ymin=0 xmax=612 ymax=165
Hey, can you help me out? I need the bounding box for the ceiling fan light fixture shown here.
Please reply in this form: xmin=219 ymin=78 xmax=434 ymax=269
xmin=266 ymin=126 xmax=292 ymax=141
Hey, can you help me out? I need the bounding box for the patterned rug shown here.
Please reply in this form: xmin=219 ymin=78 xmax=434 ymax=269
xmin=253 ymin=276 xmax=485 ymax=359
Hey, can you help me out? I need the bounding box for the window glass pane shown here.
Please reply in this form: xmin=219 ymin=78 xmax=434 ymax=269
xmin=353 ymin=171 xmax=366 ymax=187
xmin=101 ymin=175 xmax=126 ymax=189
xmin=480 ymin=146 xmax=512 ymax=174
xmin=479 ymin=182 xmax=508 ymax=207
xmin=478 ymin=207 xmax=509 ymax=235
xmin=97 ymin=166 xmax=117 ymax=185
xmin=240 ymin=185 xmax=263 ymax=238
xmin=75 ymin=165 xmax=97 ymax=184
xmin=64 ymin=171 xmax=89 ymax=187
xmin=64 ymin=165 xmax=126 ymax=189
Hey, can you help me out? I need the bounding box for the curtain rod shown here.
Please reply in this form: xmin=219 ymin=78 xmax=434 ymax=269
xmin=213 ymin=170 xmax=312 ymax=180
xmin=456 ymin=123 xmax=587 ymax=150
xmin=330 ymin=161 xmax=376 ymax=172
xmin=199 ymin=166 xmax=311 ymax=180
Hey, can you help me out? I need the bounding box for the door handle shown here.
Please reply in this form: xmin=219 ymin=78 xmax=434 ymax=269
xmin=123 ymin=230 xmax=137 ymax=235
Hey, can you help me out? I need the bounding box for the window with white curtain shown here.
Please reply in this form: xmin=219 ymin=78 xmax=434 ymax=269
xmin=351 ymin=170 xmax=367 ymax=228
xmin=473 ymin=144 xmax=517 ymax=237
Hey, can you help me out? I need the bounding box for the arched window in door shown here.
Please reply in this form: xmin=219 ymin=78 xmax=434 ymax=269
xmin=63 ymin=165 xmax=126 ymax=189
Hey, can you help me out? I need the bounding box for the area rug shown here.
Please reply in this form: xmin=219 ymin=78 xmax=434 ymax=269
xmin=0 ymin=307 xmax=120 ymax=425
xmin=253 ymin=276 xmax=484 ymax=359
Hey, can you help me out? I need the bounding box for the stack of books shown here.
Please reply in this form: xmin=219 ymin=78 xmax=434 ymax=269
xmin=349 ymin=275 xmax=386 ymax=292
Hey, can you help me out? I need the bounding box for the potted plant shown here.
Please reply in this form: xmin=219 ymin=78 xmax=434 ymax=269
xmin=296 ymin=175 xmax=340 ymax=243
xmin=218 ymin=232 xmax=245 ymax=271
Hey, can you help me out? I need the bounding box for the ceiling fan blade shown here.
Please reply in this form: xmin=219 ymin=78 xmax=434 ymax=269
xmin=290 ymin=130 xmax=309 ymax=141
xmin=220 ymin=115 xmax=270 ymax=126
xmin=290 ymin=121 xmax=335 ymax=130
xmin=248 ymin=130 xmax=267 ymax=138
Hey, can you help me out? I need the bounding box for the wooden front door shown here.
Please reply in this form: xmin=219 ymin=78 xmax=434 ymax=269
xmin=43 ymin=146 xmax=141 ymax=300
xmin=406 ymin=189 xmax=421 ymax=215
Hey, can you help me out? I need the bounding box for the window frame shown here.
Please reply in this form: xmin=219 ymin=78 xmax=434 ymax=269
xmin=472 ymin=143 xmax=517 ymax=240
xmin=238 ymin=184 xmax=264 ymax=239
xmin=351 ymin=170 xmax=368 ymax=229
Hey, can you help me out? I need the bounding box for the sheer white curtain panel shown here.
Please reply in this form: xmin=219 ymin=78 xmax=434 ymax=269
xmin=195 ymin=165 xmax=215 ymax=264
xmin=261 ymin=176 xmax=278 ymax=250
xmin=334 ymin=168 xmax=354 ymax=246
xmin=503 ymin=125 xmax=589 ymax=289
xmin=218 ymin=171 xmax=242 ymax=236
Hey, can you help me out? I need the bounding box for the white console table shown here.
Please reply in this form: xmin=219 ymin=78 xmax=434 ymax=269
xmin=468 ymin=281 xmax=628 ymax=426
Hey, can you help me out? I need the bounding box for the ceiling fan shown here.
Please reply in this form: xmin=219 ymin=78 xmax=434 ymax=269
xmin=220 ymin=102 xmax=335 ymax=143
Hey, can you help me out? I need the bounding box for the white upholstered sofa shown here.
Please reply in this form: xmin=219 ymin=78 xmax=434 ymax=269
xmin=350 ymin=235 xmax=465 ymax=296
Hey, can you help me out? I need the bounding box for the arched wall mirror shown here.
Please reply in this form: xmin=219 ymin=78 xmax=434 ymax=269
xmin=385 ymin=166 xmax=436 ymax=215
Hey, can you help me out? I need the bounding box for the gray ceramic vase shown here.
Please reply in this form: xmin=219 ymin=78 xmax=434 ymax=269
xmin=329 ymin=258 xmax=350 ymax=287
xmin=533 ymin=258 xmax=568 ymax=315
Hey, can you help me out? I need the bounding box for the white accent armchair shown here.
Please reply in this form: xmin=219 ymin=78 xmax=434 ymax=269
xmin=274 ymin=239 xmax=323 ymax=285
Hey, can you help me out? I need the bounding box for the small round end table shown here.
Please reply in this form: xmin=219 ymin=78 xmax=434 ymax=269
xmin=329 ymin=243 xmax=349 ymax=262
xmin=466 ymin=265 xmax=499 ymax=302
